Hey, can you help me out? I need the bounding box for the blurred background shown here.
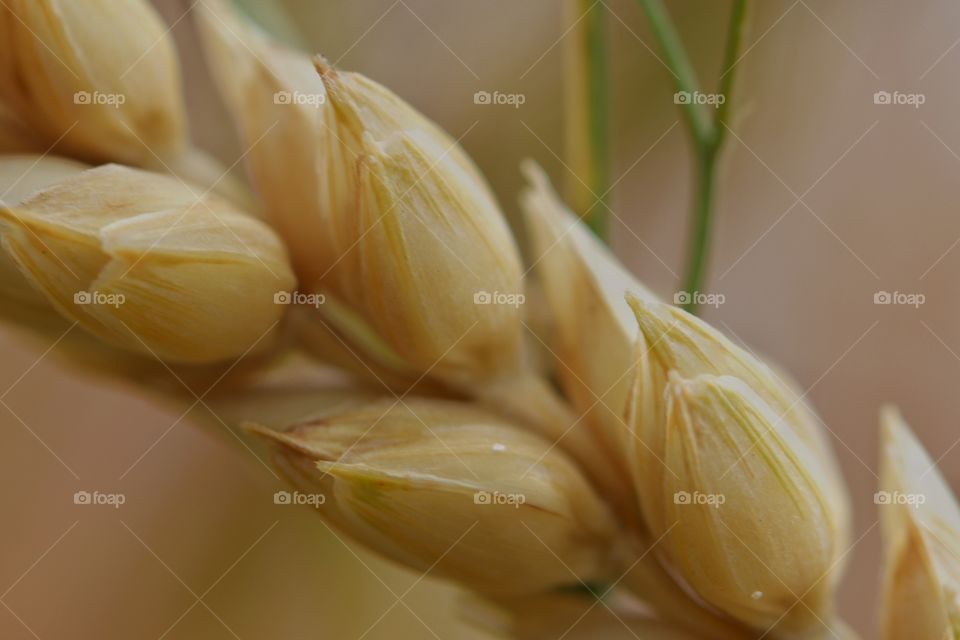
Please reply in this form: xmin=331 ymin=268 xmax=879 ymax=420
xmin=2 ymin=0 xmax=959 ymax=637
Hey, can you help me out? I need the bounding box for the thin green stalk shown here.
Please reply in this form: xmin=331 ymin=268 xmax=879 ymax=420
xmin=638 ymin=0 xmax=749 ymax=314
xmin=683 ymin=151 xmax=717 ymax=309
xmin=638 ymin=0 xmax=715 ymax=147
xmin=714 ymin=0 xmax=749 ymax=148
xmin=583 ymin=0 xmax=612 ymax=240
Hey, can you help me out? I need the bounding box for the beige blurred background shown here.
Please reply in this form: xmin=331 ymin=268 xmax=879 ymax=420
xmin=2 ymin=0 xmax=959 ymax=638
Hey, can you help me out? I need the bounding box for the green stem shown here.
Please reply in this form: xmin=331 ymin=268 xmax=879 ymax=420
xmin=681 ymin=150 xmax=717 ymax=313
xmin=638 ymin=0 xmax=749 ymax=315
xmin=714 ymin=0 xmax=749 ymax=148
xmin=638 ymin=0 xmax=715 ymax=146
xmin=583 ymin=0 xmax=611 ymax=241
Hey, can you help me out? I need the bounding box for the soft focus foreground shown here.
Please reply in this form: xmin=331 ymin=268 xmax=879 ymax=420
xmin=2 ymin=2 xmax=960 ymax=640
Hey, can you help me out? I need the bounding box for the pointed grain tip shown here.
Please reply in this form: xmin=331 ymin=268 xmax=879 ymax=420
xmin=313 ymin=54 xmax=336 ymax=80
xmin=879 ymin=404 xmax=903 ymax=441
xmin=244 ymin=422 xmax=315 ymax=457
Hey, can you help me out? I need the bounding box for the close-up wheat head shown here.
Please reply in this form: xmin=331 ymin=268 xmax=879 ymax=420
xmin=1 ymin=1 xmax=959 ymax=639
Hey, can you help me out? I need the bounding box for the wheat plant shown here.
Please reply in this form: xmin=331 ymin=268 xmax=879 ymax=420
xmin=0 ymin=1 xmax=957 ymax=639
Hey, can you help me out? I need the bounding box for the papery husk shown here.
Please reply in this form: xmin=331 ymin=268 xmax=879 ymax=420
xmin=0 ymin=0 xmax=251 ymax=204
xmin=879 ymin=407 xmax=960 ymax=640
xmin=625 ymin=295 xmax=850 ymax=557
xmin=249 ymin=397 xmax=623 ymax=597
xmin=0 ymin=0 xmax=187 ymax=163
xmin=646 ymin=372 xmax=846 ymax=632
xmin=195 ymin=0 xmax=333 ymax=252
xmin=310 ymin=56 xmax=526 ymax=388
xmin=0 ymin=157 xmax=295 ymax=363
xmin=521 ymin=159 xmax=658 ymax=502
